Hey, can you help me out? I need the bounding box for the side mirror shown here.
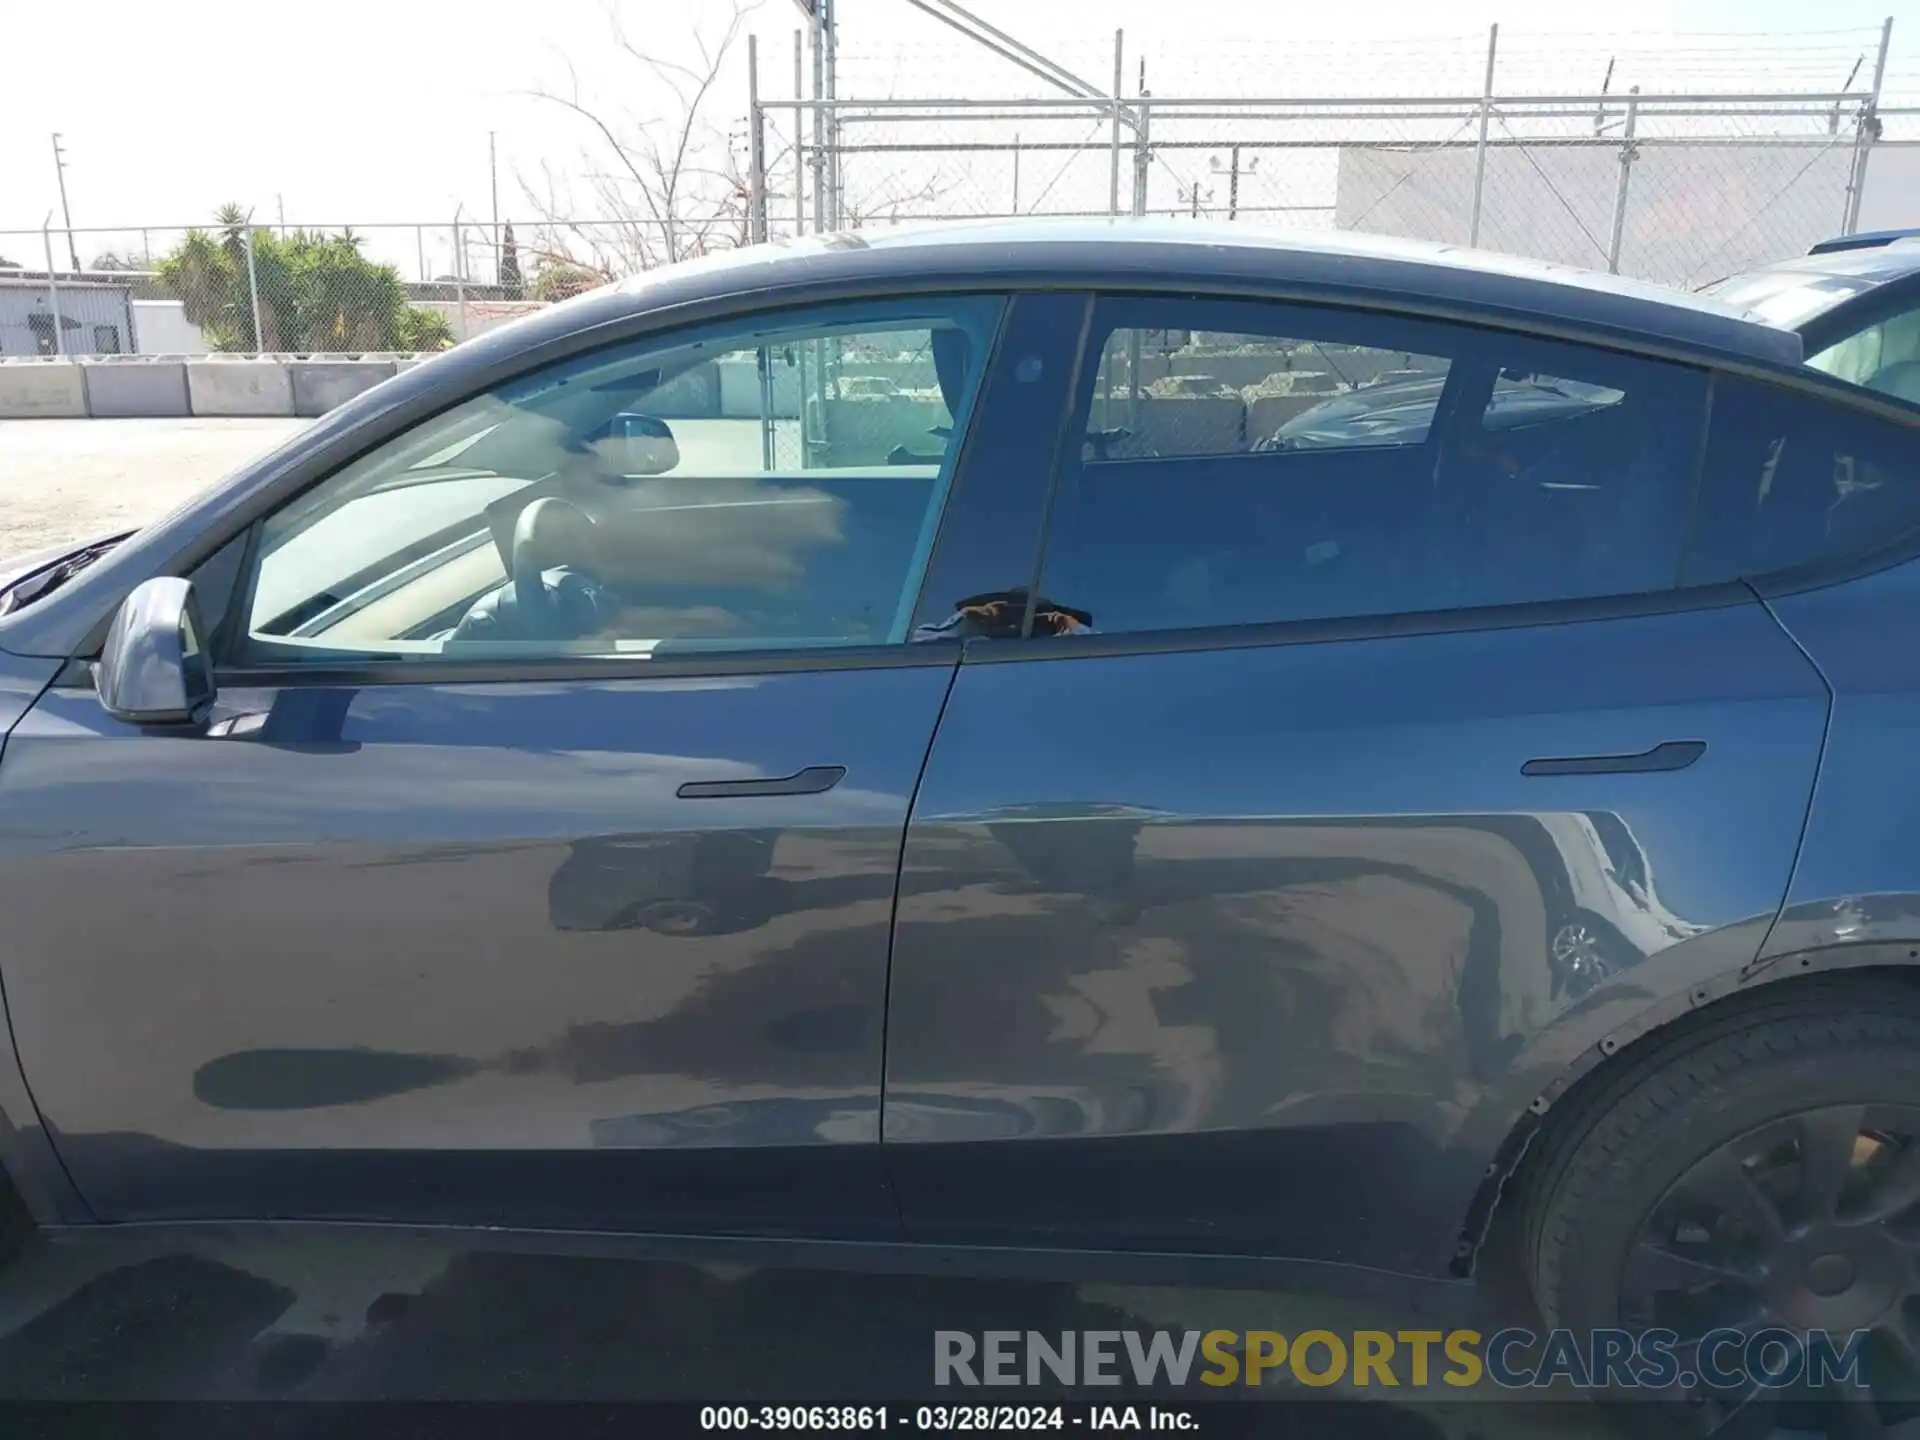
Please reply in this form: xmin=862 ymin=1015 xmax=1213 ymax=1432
xmin=588 ymin=413 xmax=680 ymax=477
xmin=93 ymin=577 xmax=215 ymax=726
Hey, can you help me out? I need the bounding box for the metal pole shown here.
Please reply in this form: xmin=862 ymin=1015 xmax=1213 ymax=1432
xmin=1228 ymin=143 xmax=1241 ymax=221
xmin=794 ymin=31 xmax=806 ymax=239
xmin=1607 ymin=87 xmax=1641 ymax=274
xmin=1843 ymin=16 xmax=1894 ymax=234
xmin=748 ymin=35 xmax=769 ymax=244
xmin=1132 ymin=61 xmax=1151 ymax=218
xmin=1109 ymin=29 xmax=1125 ymax=216
xmin=416 ymin=225 xmax=427 ymax=283
xmin=758 ymin=347 xmax=776 ymax=469
xmin=40 ymin=223 xmax=65 ymax=357
xmin=821 ymin=0 xmax=840 ymax=229
xmin=810 ymin=11 xmax=826 ymax=233
xmin=241 ymin=213 xmax=265 ymax=354
xmin=1013 ymin=133 xmax=1021 ymax=212
xmin=1468 ymin=24 xmax=1499 ymax=246
xmin=50 ymin=135 xmax=80 ymax=271
xmin=489 ymin=130 xmax=501 ymax=279
xmin=452 ymin=214 xmax=469 ymax=339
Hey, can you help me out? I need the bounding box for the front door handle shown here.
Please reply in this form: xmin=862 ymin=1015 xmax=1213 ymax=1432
xmin=676 ymin=765 xmax=847 ymax=799
xmin=1521 ymin=741 xmax=1707 ymax=777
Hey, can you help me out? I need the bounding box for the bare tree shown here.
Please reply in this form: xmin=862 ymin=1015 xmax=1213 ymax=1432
xmin=522 ymin=0 xmax=766 ymax=277
xmin=519 ymin=0 xmax=965 ymax=279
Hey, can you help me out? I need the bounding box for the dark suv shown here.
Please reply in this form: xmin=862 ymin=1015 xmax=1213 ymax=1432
xmin=1 ymin=221 xmax=1919 ymax=1415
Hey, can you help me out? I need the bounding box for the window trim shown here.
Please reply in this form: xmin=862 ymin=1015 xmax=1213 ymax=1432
xmin=210 ymin=295 xmax=1011 ymax=687
xmin=958 ymin=581 xmax=1758 ymax=666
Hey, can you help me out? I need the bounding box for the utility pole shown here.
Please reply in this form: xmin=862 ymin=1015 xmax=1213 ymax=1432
xmin=50 ymin=134 xmax=80 ymax=271
xmin=489 ymin=130 xmax=501 ymax=281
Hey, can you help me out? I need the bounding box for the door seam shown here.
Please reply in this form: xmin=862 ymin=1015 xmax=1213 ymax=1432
xmin=1744 ymin=580 xmax=1836 ymax=966
xmin=875 ymin=655 xmax=964 ymax=1226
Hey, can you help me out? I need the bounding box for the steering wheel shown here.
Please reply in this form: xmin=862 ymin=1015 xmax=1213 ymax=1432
xmin=509 ymin=497 xmax=599 ymax=640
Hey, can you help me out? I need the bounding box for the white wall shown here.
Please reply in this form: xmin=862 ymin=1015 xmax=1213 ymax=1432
xmin=131 ymin=299 xmax=207 ymax=354
xmin=1335 ymin=143 xmax=1856 ymax=286
xmin=1858 ymin=146 xmax=1920 ymax=233
xmin=416 ymin=297 xmax=547 ymax=343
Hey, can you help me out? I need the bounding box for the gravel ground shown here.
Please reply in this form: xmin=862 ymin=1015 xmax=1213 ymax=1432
xmin=0 ymin=418 xmax=308 ymax=561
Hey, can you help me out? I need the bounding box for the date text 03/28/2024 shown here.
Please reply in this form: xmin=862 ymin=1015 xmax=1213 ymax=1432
xmin=702 ymin=1406 xmax=1194 ymax=1431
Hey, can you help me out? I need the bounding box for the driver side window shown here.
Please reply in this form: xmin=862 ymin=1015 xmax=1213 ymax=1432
xmin=238 ymin=295 xmax=1004 ymax=665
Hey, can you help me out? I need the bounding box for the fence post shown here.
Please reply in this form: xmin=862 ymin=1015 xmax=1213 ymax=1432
xmin=1606 ymin=87 xmax=1641 ymax=275
xmin=241 ymin=213 xmax=265 ymax=355
xmin=809 ymin=10 xmax=826 ymax=233
xmin=1109 ymin=29 xmax=1125 ymax=217
xmin=1843 ymin=15 xmax=1894 ymax=235
xmin=40 ymin=223 xmax=65 ymax=358
xmin=1132 ymin=94 xmax=1152 ymax=217
xmin=747 ymin=35 xmax=769 ymax=244
xmin=1468 ymin=23 xmax=1499 ymax=246
xmin=794 ymin=31 xmax=806 ymax=238
xmin=452 ymin=216 xmax=469 ymax=341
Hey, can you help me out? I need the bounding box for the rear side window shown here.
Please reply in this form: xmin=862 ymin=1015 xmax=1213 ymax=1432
xmin=1086 ymin=326 xmax=1451 ymax=459
xmin=1685 ymin=378 xmax=1920 ymax=584
xmin=1033 ymin=297 xmax=1710 ymax=637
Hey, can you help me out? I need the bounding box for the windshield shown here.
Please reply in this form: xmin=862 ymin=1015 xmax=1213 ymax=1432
xmin=0 ymin=534 xmax=130 ymax=615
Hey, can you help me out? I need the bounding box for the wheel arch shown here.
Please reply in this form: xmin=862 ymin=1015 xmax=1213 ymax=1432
xmin=1452 ymin=942 xmax=1920 ymax=1278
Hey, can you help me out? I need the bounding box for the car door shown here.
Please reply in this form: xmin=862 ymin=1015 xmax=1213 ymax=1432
xmin=882 ymin=295 xmax=1831 ymax=1274
xmin=0 ymin=292 xmax=1021 ymax=1236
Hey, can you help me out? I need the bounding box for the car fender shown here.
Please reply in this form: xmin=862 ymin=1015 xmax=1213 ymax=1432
xmin=0 ymin=647 xmax=92 ymax=1221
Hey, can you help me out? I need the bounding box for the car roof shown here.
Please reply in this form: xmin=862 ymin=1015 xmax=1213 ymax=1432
xmin=553 ymin=219 xmax=1802 ymax=369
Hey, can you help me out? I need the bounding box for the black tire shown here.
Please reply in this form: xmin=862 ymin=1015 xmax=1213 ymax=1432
xmin=1520 ymin=977 xmax=1920 ymax=1414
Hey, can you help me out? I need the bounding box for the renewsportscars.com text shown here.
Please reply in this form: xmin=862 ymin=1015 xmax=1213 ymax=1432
xmin=934 ymin=1328 xmax=1870 ymax=1391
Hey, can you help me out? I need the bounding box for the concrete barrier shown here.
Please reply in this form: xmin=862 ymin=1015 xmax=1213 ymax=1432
xmin=1245 ymin=392 xmax=1328 ymax=441
xmin=818 ymin=397 xmax=949 ymax=464
xmin=1089 ymin=393 xmax=1246 ymax=455
xmin=186 ymin=359 xmax=295 ymax=417
xmin=0 ymin=361 xmax=88 ymax=419
xmin=290 ymin=359 xmax=396 ymax=417
xmin=81 ymin=359 xmax=191 ymax=418
xmin=718 ymin=357 xmax=801 ymax=418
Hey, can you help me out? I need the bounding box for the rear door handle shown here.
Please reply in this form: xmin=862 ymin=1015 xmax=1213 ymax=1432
xmin=676 ymin=765 xmax=847 ymax=799
xmin=1521 ymin=741 xmax=1707 ymax=777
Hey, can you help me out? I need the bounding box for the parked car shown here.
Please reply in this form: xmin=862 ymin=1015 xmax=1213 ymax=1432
xmin=2 ymin=221 xmax=1920 ymax=1416
xmin=1703 ymin=227 xmax=1920 ymax=402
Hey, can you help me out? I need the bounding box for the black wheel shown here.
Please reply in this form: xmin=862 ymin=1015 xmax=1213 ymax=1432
xmin=1523 ymin=979 xmax=1920 ymax=1433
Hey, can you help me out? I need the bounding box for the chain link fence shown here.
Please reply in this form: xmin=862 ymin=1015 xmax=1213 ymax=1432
xmin=758 ymin=90 xmax=1893 ymax=292
xmin=0 ymin=58 xmax=1904 ymax=356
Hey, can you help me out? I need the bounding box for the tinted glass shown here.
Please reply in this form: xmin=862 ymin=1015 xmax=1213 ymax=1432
xmin=1686 ymin=377 xmax=1920 ymax=583
xmin=1806 ymin=303 xmax=1920 ymax=405
xmin=1086 ymin=326 xmax=1450 ymax=458
xmin=1033 ymin=298 xmax=1710 ymax=636
xmin=240 ymin=296 xmax=1004 ymax=663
